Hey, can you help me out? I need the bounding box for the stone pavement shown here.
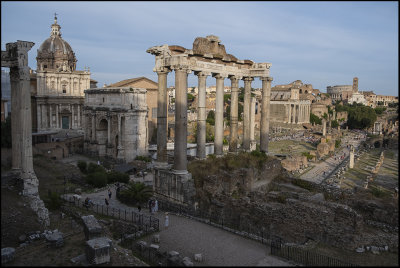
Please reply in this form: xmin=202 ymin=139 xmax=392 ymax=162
xmin=299 ymin=132 xmax=365 ymax=183
xmin=79 ymin=186 xmax=293 ymax=266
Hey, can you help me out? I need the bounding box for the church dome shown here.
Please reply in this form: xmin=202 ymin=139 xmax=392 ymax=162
xmin=36 ymin=15 xmax=77 ymax=72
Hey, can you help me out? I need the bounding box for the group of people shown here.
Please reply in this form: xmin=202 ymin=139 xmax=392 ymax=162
xmin=148 ymin=199 xmax=159 ymax=214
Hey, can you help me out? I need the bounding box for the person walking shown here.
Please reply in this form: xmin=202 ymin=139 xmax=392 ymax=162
xmin=105 ymin=198 xmax=109 ymax=206
xmin=151 ymin=200 xmax=155 ymax=214
xmin=148 ymin=199 xmax=152 ymax=213
xmin=138 ymin=204 xmax=141 ymax=213
xmin=164 ymin=212 xmax=169 ymax=229
xmin=108 ymin=188 xmax=112 ymax=199
xmin=154 ymin=199 xmax=158 ymax=212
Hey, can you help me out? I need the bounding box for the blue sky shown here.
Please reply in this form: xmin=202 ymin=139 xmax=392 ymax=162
xmin=1 ymin=1 xmax=398 ymax=96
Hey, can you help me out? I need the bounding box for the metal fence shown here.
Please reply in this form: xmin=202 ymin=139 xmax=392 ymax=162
xmin=271 ymin=240 xmax=357 ymax=267
xmin=59 ymin=193 xmax=159 ymax=232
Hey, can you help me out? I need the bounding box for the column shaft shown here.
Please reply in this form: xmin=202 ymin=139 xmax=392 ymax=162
xmin=173 ymin=67 xmax=189 ymax=171
xmin=243 ymin=77 xmax=253 ymax=151
xmin=10 ymin=68 xmax=21 ymax=170
xmin=91 ymin=114 xmax=96 ymax=141
xmin=107 ymin=116 xmax=111 ymax=144
xmin=156 ymin=70 xmax=169 ymax=163
xmin=196 ymin=72 xmax=207 ymax=159
xmin=250 ymin=97 xmax=256 ymax=141
xmin=37 ymin=102 xmax=41 ymax=131
xmin=55 ymin=104 xmax=59 ymax=128
xmin=71 ymin=104 xmax=74 ymax=129
xmin=260 ymin=77 xmax=272 ymax=152
xmin=229 ymin=77 xmax=240 ymax=152
xmin=214 ymin=74 xmax=225 ymax=156
xmin=77 ymin=104 xmax=81 ymax=128
xmin=49 ymin=104 xmax=53 ymax=128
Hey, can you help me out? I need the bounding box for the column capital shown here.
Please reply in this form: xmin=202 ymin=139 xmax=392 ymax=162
xmin=260 ymin=76 xmax=273 ymax=82
xmin=194 ymin=71 xmax=211 ymax=78
xmin=212 ymin=73 xmax=228 ymax=79
xmin=229 ymin=75 xmax=242 ymax=82
xmin=156 ymin=67 xmax=171 ymax=74
xmin=171 ymin=64 xmax=191 ymax=73
xmin=243 ymin=76 xmax=254 ymax=82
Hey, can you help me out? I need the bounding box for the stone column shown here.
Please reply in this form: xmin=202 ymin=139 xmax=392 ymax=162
xmin=173 ymin=65 xmax=190 ymax=172
xmin=55 ymin=104 xmax=59 ymax=129
xmin=214 ymin=73 xmax=226 ymax=156
xmin=42 ymin=104 xmax=47 ymax=129
xmin=77 ymin=104 xmax=81 ymax=128
xmin=10 ymin=68 xmax=22 ymax=170
xmin=196 ymin=71 xmax=208 ymax=159
xmin=37 ymin=103 xmax=41 ymax=131
xmin=260 ymin=76 xmax=272 ymax=153
xmin=71 ymin=104 xmax=75 ymax=129
xmin=322 ymin=119 xmax=326 ymax=137
xmin=49 ymin=104 xmax=53 ymax=128
xmin=117 ymin=114 xmax=122 ymax=147
xmin=229 ymin=76 xmax=240 ymax=152
xmin=243 ymin=77 xmax=254 ymax=151
xmin=250 ymin=97 xmax=256 ymax=146
xmin=349 ymin=146 xmax=355 ymax=168
xmin=156 ymin=69 xmax=169 ymax=165
xmin=287 ymin=104 xmax=292 ymax=124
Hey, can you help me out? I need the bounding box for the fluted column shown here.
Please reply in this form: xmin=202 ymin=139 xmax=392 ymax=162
xmin=156 ymin=69 xmax=169 ymax=164
xmin=77 ymin=104 xmax=81 ymax=128
xmin=260 ymin=76 xmax=272 ymax=153
xmin=229 ymin=76 xmax=240 ymax=152
xmin=250 ymin=97 xmax=256 ymax=142
xmin=214 ymin=73 xmax=226 ymax=156
xmin=107 ymin=115 xmax=111 ymax=145
xmin=288 ymin=104 xmax=292 ymax=124
xmin=196 ymin=71 xmax=208 ymax=159
xmin=243 ymin=77 xmax=254 ymax=151
xmin=49 ymin=104 xmax=53 ymax=128
xmin=71 ymin=104 xmax=74 ymax=129
xmin=173 ymin=65 xmax=190 ymax=172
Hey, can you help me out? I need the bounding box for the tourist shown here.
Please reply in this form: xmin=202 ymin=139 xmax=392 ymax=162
xmin=164 ymin=212 xmax=169 ymax=229
xmin=105 ymin=198 xmax=109 ymax=206
xmin=154 ymin=199 xmax=158 ymax=212
xmin=148 ymin=199 xmax=152 ymax=213
xmin=138 ymin=204 xmax=141 ymax=213
xmin=108 ymin=188 xmax=112 ymax=199
xmin=151 ymin=200 xmax=155 ymax=214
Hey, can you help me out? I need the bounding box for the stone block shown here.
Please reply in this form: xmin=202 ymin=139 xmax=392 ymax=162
xmin=74 ymin=188 xmax=82 ymax=194
xmin=1 ymin=247 xmax=15 ymax=264
xmin=182 ymin=256 xmax=194 ymax=266
xmin=168 ymin=250 xmax=180 ymax=258
xmin=150 ymin=244 xmax=159 ymax=251
xmin=136 ymin=241 xmax=147 ymax=251
xmin=194 ymin=253 xmax=203 ymax=262
xmin=45 ymin=231 xmax=64 ymax=248
xmin=152 ymin=234 xmax=160 ymax=243
xmin=81 ymin=215 xmax=103 ymax=240
xmin=85 ymin=237 xmax=112 ymax=265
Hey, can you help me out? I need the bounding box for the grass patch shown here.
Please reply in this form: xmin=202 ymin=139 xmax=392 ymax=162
xmin=291 ymin=178 xmax=315 ymax=192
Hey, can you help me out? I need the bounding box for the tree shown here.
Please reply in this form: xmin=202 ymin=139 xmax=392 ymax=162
xmin=206 ymin=110 xmax=215 ymax=125
xmin=117 ymin=182 xmax=153 ymax=205
xmin=310 ymin=113 xmax=322 ymax=125
xmin=187 ymin=93 xmax=195 ymax=102
xmin=331 ymin=119 xmax=339 ymax=128
xmin=347 ymin=105 xmax=377 ymax=129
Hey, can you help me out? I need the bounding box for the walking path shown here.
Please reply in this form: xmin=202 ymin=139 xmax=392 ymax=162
xmin=299 ymin=132 xmax=365 ymax=183
xmin=77 ymin=186 xmax=293 ymax=266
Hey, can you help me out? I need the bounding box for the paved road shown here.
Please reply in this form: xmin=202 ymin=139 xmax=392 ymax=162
xmin=300 ymin=132 xmax=365 ymax=183
xmin=77 ymin=187 xmax=293 ymax=266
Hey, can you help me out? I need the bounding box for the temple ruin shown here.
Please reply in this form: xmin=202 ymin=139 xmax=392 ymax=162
xmin=147 ymin=35 xmax=272 ymax=203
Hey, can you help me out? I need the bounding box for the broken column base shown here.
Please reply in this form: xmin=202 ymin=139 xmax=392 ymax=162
xmin=153 ymin=168 xmax=195 ymax=205
xmin=85 ymin=237 xmax=112 ymax=265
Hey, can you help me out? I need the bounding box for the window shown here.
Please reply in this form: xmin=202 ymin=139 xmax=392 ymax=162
xmin=44 ymin=65 xmax=47 ymax=69
xmin=152 ymin=108 xmax=157 ymax=119
xmin=62 ymin=85 xmax=67 ymax=94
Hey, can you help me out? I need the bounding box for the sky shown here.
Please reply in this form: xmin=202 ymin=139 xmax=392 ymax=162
xmin=1 ymin=1 xmax=398 ymax=96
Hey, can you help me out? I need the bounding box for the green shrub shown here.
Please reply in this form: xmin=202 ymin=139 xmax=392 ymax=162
xmin=135 ymin=155 xmax=151 ymax=162
xmin=107 ymin=171 xmax=129 ymax=184
xmin=77 ymin=161 xmax=87 ymax=173
xmin=302 ymin=152 xmax=313 ymax=160
xmin=335 ymin=139 xmax=341 ymax=148
xmin=370 ymin=186 xmax=387 ymax=198
xmin=87 ymin=162 xmax=106 ymax=174
xmin=86 ymin=171 xmax=108 ymax=188
xmin=117 ymin=182 xmax=152 ymax=205
xmin=45 ymin=191 xmax=63 ymax=210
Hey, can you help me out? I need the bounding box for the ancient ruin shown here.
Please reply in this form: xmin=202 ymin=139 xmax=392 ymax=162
xmin=1 ymin=40 xmax=50 ymax=226
xmin=147 ymin=35 xmax=272 ymax=203
xmin=83 ymin=87 xmax=148 ymax=162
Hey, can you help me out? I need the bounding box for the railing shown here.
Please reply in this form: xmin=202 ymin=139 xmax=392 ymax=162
xmin=60 ymin=193 xmax=159 ymax=232
xmin=271 ymin=241 xmax=357 ymax=267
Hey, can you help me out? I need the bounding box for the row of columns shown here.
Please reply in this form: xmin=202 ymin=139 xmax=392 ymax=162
xmin=37 ymin=103 xmax=82 ymax=130
xmin=155 ymin=66 xmax=272 ymax=173
xmin=287 ymin=103 xmax=310 ymax=124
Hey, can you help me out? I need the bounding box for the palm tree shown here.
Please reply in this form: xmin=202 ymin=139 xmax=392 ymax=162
xmin=118 ymin=182 xmax=152 ymax=206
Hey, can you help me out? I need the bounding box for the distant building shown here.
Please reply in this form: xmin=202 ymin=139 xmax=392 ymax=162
xmin=326 ymin=77 xmax=359 ymax=102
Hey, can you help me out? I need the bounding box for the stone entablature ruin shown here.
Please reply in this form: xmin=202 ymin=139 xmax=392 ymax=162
xmin=148 ymin=35 xmax=272 ymax=204
xmin=83 ymin=87 xmax=148 ymax=162
xmin=32 ymin=15 xmax=91 ymax=132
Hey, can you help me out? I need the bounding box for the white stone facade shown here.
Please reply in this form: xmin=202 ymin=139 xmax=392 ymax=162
xmin=83 ymin=87 xmax=148 ymax=162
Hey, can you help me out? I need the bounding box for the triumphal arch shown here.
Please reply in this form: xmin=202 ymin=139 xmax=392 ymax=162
xmin=147 ymin=35 xmax=272 ymax=204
